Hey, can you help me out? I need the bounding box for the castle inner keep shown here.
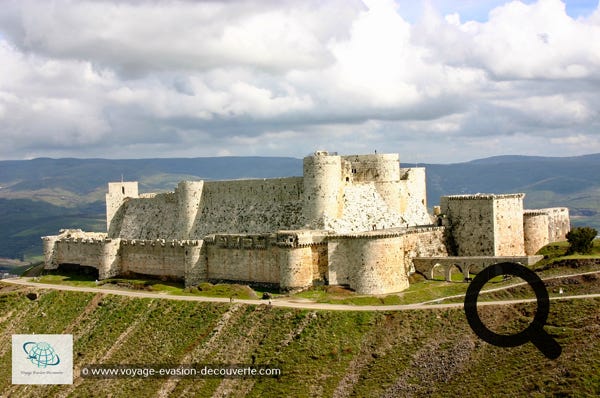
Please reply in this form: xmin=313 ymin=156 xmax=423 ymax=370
xmin=42 ymin=151 xmax=570 ymax=294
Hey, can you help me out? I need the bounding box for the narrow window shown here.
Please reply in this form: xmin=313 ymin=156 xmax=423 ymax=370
xmin=122 ymin=186 xmax=125 ymax=194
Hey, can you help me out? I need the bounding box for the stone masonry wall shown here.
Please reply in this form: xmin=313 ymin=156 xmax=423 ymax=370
xmin=193 ymin=177 xmax=305 ymax=237
xmin=400 ymin=227 xmax=448 ymax=274
xmin=440 ymin=195 xmax=496 ymax=256
xmin=328 ymin=234 xmax=409 ymax=294
xmin=341 ymin=154 xmax=401 ymax=212
xmin=302 ymin=153 xmax=342 ymax=224
xmin=399 ymin=168 xmax=432 ymax=226
xmin=523 ymin=210 xmax=550 ymax=255
xmin=120 ymin=240 xmax=195 ymax=279
xmin=441 ymin=194 xmax=525 ymax=256
xmin=545 ymin=207 xmax=570 ymax=242
xmin=205 ymin=235 xmax=281 ymax=285
xmin=493 ymin=194 xmax=525 ymax=256
xmin=52 ymin=237 xmax=121 ymax=279
xmin=112 ymin=193 xmax=179 ymax=240
xmin=106 ymin=182 xmax=139 ymax=232
xmin=323 ymin=183 xmax=406 ymax=233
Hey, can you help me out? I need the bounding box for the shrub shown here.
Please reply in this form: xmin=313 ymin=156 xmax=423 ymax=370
xmin=566 ymin=226 xmax=598 ymax=254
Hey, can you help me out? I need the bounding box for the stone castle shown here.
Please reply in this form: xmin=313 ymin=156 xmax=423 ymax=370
xmin=42 ymin=151 xmax=570 ymax=294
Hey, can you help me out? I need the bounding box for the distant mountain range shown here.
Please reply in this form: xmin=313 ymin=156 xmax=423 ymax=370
xmin=1 ymin=154 xmax=598 ymax=260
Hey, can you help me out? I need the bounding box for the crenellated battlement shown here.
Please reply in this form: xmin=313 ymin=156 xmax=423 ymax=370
xmin=442 ymin=193 xmax=525 ymax=201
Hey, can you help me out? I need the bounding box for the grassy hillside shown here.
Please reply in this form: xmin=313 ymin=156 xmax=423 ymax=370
xmin=0 ymin=283 xmax=598 ymax=397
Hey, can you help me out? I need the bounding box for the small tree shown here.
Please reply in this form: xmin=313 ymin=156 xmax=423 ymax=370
xmin=566 ymin=226 xmax=598 ymax=255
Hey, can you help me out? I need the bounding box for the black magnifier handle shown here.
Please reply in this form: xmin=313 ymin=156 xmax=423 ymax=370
xmin=528 ymin=326 xmax=562 ymax=359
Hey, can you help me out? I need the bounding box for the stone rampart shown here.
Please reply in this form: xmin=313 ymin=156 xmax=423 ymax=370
xmin=545 ymin=207 xmax=570 ymax=242
xmin=342 ymin=153 xmax=402 ymax=212
xmin=51 ymin=236 xmax=121 ymax=279
xmin=120 ymin=239 xmax=201 ymax=279
xmin=523 ymin=210 xmax=550 ymax=255
xmin=328 ymin=235 xmax=408 ymax=294
xmin=201 ymin=231 xmax=327 ymax=290
xmin=440 ymin=195 xmax=496 ymax=256
xmin=399 ymin=168 xmax=431 ymax=225
xmin=106 ymin=182 xmax=138 ymax=232
xmin=493 ymin=194 xmax=525 ymax=256
xmin=111 ymin=193 xmax=179 ymax=240
xmin=327 ymin=227 xmax=445 ymax=294
xmin=194 ymin=177 xmax=304 ymax=237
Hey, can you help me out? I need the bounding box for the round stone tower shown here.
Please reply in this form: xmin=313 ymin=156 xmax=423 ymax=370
xmin=176 ymin=181 xmax=204 ymax=239
xmin=302 ymin=151 xmax=342 ymax=225
xmin=371 ymin=154 xmax=402 ymax=212
xmin=523 ymin=210 xmax=550 ymax=255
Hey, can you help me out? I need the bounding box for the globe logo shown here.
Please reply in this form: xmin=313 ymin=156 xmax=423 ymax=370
xmin=22 ymin=341 xmax=61 ymax=368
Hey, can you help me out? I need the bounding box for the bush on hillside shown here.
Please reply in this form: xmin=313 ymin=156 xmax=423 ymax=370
xmin=566 ymin=226 xmax=598 ymax=255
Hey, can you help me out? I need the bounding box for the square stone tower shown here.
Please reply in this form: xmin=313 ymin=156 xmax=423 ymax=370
xmin=440 ymin=193 xmax=526 ymax=256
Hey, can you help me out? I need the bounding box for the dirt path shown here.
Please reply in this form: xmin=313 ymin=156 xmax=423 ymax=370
xmin=3 ymin=272 xmax=600 ymax=312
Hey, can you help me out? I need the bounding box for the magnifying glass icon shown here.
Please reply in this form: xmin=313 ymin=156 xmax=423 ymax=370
xmin=463 ymin=262 xmax=562 ymax=359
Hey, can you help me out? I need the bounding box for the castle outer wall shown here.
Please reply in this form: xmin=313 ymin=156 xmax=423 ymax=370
xmin=42 ymin=152 xmax=571 ymax=295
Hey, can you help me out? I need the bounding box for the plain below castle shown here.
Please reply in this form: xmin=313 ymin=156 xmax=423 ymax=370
xmin=42 ymin=151 xmax=570 ymax=294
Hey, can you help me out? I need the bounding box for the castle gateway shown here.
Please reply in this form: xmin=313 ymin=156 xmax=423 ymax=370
xmin=42 ymin=151 xmax=570 ymax=294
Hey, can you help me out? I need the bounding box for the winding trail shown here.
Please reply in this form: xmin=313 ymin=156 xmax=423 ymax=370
xmin=2 ymin=270 xmax=600 ymax=312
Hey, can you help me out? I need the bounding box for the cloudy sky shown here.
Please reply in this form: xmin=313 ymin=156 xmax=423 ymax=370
xmin=1 ymin=0 xmax=599 ymax=163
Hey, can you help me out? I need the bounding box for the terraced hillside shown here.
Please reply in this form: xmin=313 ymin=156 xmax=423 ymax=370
xmin=1 ymin=283 xmax=599 ymax=397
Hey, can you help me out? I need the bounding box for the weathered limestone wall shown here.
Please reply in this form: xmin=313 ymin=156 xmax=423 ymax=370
xmin=440 ymin=195 xmax=496 ymax=256
xmin=204 ymin=234 xmax=281 ymax=285
xmin=328 ymin=234 xmax=409 ymax=294
xmin=545 ymin=207 xmax=570 ymax=242
xmin=51 ymin=235 xmax=120 ymax=279
xmin=184 ymin=242 xmax=206 ymax=287
xmin=112 ymin=193 xmax=179 ymax=240
xmin=194 ymin=177 xmax=304 ymax=236
xmin=279 ymin=246 xmax=319 ymax=291
xmin=120 ymin=240 xmax=201 ymax=279
xmin=341 ymin=154 xmax=402 ymax=212
xmin=493 ymin=194 xmax=525 ymax=256
xmin=176 ymin=181 xmax=204 ymax=239
xmin=523 ymin=210 xmax=550 ymax=255
xmin=302 ymin=152 xmax=342 ymax=224
xmin=399 ymin=168 xmax=431 ymax=226
xmin=106 ymin=182 xmax=138 ymax=232
xmin=53 ymin=239 xmax=105 ymax=269
xmin=441 ymin=194 xmax=525 ymax=256
xmin=326 ymin=183 xmax=406 ymax=232
xmin=400 ymin=227 xmax=448 ymax=274
xmin=99 ymin=239 xmax=121 ymax=279
xmin=42 ymin=235 xmax=60 ymax=269
xmin=202 ymin=232 xmax=326 ymax=290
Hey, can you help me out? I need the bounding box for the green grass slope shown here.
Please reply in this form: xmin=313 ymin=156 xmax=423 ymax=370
xmin=1 ymin=284 xmax=599 ymax=397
